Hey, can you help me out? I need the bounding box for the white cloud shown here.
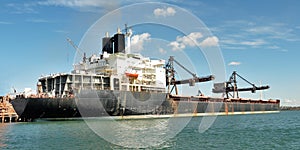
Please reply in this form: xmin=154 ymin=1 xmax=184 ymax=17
xmin=220 ymin=38 xmax=267 ymax=49
xmin=215 ymin=20 xmax=300 ymax=50
xmin=240 ymin=39 xmax=266 ymax=46
xmin=246 ymin=25 xmax=299 ymax=42
xmin=279 ymin=49 xmax=288 ymax=52
xmin=6 ymin=0 xmax=118 ymax=13
xmin=159 ymin=48 xmax=167 ymax=54
xmin=36 ymin=0 xmax=119 ymax=12
xmin=221 ymin=46 xmax=246 ymax=50
xmin=267 ymin=45 xmax=280 ymax=49
xmin=26 ymin=19 xmax=52 ymax=23
xmin=153 ymin=7 xmax=176 ymax=17
xmin=221 ymin=38 xmax=265 ymax=46
xmin=223 ymin=20 xmax=256 ymax=27
xmin=169 ymin=41 xmax=185 ymax=51
xmin=54 ymin=30 xmax=69 ymax=34
xmin=131 ymin=33 xmax=151 ymax=52
xmin=178 ymin=32 xmax=203 ymax=46
xmin=6 ymin=3 xmax=37 ymax=14
xmin=38 ymin=0 xmax=112 ymax=7
xmin=169 ymin=32 xmax=203 ymax=51
xmin=0 ymin=21 xmax=13 ymax=25
xmin=228 ymin=61 xmax=241 ymax=66
xmin=199 ymin=36 xmax=219 ymax=47
xmin=247 ymin=26 xmax=273 ymax=34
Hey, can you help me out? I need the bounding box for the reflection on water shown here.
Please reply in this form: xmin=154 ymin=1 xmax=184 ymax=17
xmin=86 ymin=118 xmax=176 ymax=148
xmin=0 ymin=124 xmax=8 ymax=148
xmin=82 ymin=100 xmax=203 ymax=148
xmin=0 ymin=111 xmax=299 ymax=149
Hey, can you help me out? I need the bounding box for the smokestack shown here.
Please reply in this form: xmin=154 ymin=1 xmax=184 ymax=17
xmin=113 ymin=28 xmax=125 ymax=53
xmin=102 ymin=32 xmax=113 ymax=54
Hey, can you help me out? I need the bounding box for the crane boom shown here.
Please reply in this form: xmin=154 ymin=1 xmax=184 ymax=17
xmin=172 ymin=59 xmax=197 ymax=78
xmin=213 ymin=85 xmax=270 ymax=93
xmin=66 ymin=38 xmax=86 ymax=63
xmin=167 ymin=75 xmax=214 ymax=85
xmin=165 ymin=56 xmax=214 ymax=95
xmin=212 ymin=71 xmax=270 ymax=98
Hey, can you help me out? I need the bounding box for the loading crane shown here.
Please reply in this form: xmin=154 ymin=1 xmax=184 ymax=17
xmin=165 ymin=56 xmax=214 ymax=95
xmin=212 ymin=71 xmax=269 ymax=99
xmin=66 ymin=38 xmax=86 ymax=63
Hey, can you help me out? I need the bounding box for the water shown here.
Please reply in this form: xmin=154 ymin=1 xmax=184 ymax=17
xmin=0 ymin=111 xmax=299 ymax=149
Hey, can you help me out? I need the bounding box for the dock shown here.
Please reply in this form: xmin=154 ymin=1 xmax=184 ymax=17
xmin=0 ymin=96 xmax=18 ymax=123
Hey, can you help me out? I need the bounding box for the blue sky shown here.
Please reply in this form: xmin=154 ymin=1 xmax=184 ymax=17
xmin=0 ymin=0 xmax=299 ymax=106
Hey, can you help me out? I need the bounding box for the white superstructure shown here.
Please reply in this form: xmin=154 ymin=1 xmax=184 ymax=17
xmin=37 ymin=28 xmax=166 ymax=98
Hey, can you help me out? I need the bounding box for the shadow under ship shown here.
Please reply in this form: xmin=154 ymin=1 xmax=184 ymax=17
xmin=11 ymin=28 xmax=280 ymax=121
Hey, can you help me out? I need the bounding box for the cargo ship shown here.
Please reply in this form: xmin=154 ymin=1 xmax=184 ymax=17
xmin=10 ymin=27 xmax=280 ymax=121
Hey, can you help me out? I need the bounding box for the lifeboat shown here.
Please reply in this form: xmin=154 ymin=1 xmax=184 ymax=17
xmin=125 ymin=72 xmax=139 ymax=78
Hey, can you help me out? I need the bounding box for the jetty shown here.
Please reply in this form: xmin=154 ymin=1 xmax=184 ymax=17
xmin=0 ymin=96 xmax=18 ymax=123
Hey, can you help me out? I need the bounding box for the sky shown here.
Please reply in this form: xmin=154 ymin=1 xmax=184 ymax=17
xmin=0 ymin=0 xmax=299 ymax=106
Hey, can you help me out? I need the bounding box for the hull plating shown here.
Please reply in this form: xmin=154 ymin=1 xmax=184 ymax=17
xmin=11 ymin=90 xmax=280 ymax=121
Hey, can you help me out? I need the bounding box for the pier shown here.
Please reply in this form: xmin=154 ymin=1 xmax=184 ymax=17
xmin=0 ymin=96 xmax=18 ymax=123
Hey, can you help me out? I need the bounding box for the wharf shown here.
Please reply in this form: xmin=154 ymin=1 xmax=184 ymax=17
xmin=0 ymin=96 xmax=18 ymax=123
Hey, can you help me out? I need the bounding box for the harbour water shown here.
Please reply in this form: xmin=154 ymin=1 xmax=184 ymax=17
xmin=0 ymin=111 xmax=299 ymax=149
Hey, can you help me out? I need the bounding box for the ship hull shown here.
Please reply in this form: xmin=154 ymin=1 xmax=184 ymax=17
xmin=11 ymin=90 xmax=280 ymax=121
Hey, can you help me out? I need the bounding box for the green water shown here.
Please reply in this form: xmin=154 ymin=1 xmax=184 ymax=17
xmin=0 ymin=111 xmax=299 ymax=149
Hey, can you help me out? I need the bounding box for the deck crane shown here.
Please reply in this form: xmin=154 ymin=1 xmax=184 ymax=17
xmin=165 ymin=56 xmax=214 ymax=95
xmin=66 ymin=38 xmax=86 ymax=63
xmin=212 ymin=71 xmax=270 ymax=99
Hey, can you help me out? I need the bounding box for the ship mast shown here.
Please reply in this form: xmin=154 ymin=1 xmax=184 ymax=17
xmin=125 ymin=24 xmax=133 ymax=54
